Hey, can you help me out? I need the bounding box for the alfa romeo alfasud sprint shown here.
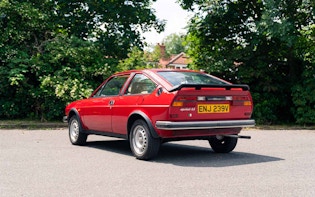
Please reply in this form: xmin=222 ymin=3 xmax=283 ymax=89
xmin=64 ymin=69 xmax=255 ymax=160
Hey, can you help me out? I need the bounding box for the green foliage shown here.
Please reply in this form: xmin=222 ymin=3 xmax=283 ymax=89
xmin=0 ymin=0 xmax=163 ymax=120
xmin=291 ymin=24 xmax=315 ymax=124
xmin=117 ymin=32 xmax=189 ymax=71
xmin=52 ymin=0 xmax=165 ymax=58
xmin=181 ymin=0 xmax=315 ymax=124
xmin=292 ymin=74 xmax=315 ymax=125
xmin=149 ymin=44 xmax=165 ymax=61
xmin=163 ymin=33 xmax=187 ymax=55
xmin=117 ymin=47 xmax=154 ymax=70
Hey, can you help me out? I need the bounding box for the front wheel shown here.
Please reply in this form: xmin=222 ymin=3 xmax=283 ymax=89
xmin=69 ymin=116 xmax=87 ymax=145
xmin=208 ymin=135 xmax=238 ymax=153
xmin=129 ymin=119 xmax=160 ymax=160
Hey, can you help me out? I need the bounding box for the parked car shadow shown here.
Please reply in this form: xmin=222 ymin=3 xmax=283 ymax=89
xmin=86 ymin=140 xmax=132 ymax=156
xmin=156 ymin=143 xmax=284 ymax=167
xmin=85 ymin=140 xmax=284 ymax=167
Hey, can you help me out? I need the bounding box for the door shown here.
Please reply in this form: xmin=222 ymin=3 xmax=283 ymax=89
xmin=81 ymin=75 xmax=129 ymax=132
xmin=81 ymin=97 xmax=112 ymax=132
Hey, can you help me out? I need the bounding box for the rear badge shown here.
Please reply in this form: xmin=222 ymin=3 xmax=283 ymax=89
xmin=180 ymin=107 xmax=196 ymax=112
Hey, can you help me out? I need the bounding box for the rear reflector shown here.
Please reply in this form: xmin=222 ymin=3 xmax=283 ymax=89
xmin=170 ymin=114 xmax=178 ymax=118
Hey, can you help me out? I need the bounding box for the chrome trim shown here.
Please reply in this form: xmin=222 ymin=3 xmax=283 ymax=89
xmin=206 ymin=96 xmax=233 ymax=101
xmin=155 ymin=119 xmax=255 ymax=130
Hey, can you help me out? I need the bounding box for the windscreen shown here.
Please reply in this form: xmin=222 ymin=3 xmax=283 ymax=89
xmin=157 ymin=71 xmax=228 ymax=87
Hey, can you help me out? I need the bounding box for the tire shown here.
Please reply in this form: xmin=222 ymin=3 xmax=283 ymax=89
xmin=69 ymin=115 xmax=87 ymax=145
xmin=208 ymin=135 xmax=238 ymax=153
xmin=129 ymin=119 xmax=160 ymax=160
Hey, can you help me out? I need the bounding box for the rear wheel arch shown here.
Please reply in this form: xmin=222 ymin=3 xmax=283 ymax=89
xmin=127 ymin=111 xmax=159 ymax=139
xmin=129 ymin=119 xmax=160 ymax=160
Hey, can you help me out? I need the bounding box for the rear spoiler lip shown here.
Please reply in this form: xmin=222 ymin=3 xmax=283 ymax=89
xmin=169 ymin=84 xmax=250 ymax=92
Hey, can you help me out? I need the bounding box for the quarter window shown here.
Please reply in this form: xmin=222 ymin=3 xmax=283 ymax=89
xmin=125 ymin=74 xmax=156 ymax=95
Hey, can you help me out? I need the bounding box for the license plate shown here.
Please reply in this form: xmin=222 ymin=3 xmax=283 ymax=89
xmin=198 ymin=104 xmax=230 ymax=113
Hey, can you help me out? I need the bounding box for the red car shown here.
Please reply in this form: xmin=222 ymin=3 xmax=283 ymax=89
xmin=64 ymin=69 xmax=255 ymax=160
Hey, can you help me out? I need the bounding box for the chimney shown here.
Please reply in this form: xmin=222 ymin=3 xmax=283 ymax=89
xmin=157 ymin=43 xmax=169 ymax=68
xmin=158 ymin=43 xmax=166 ymax=59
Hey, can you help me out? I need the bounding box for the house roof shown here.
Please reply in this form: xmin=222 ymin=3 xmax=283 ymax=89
xmin=155 ymin=43 xmax=190 ymax=68
xmin=167 ymin=52 xmax=190 ymax=66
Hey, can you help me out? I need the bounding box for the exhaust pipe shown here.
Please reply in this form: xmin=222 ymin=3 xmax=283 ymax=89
xmin=223 ymin=134 xmax=251 ymax=139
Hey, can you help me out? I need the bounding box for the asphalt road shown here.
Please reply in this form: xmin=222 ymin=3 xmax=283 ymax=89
xmin=1 ymin=129 xmax=315 ymax=197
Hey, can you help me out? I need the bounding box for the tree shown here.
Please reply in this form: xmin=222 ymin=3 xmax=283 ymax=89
xmin=163 ymin=33 xmax=187 ymax=55
xmin=149 ymin=44 xmax=165 ymax=62
xmin=180 ymin=0 xmax=315 ymax=124
xmin=291 ymin=24 xmax=315 ymax=124
xmin=0 ymin=0 xmax=164 ymax=120
xmin=144 ymin=33 xmax=187 ymax=63
xmin=117 ymin=47 xmax=155 ymax=70
xmin=54 ymin=0 xmax=165 ymax=58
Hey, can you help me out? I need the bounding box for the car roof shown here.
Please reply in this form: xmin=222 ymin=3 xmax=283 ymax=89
xmin=114 ymin=68 xmax=201 ymax=75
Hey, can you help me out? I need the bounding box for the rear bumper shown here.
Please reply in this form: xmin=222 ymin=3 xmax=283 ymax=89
xmin=155 ymin=119 xmax=255 ymax=130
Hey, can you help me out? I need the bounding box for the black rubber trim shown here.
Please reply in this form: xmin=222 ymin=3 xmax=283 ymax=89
xmin=129 ymin=111 xmax=160 ymax=139
xmin=169 ymin=84 xmax=250 ymax=92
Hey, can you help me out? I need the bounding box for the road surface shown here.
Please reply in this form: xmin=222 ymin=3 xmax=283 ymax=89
xmin=1 ymin=129 xmax=314 ymax=196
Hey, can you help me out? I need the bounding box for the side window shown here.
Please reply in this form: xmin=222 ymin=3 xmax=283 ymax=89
xmin=125 ymin=74 xmax=156 ymax=95
xmin=98 ymin=75 xmax=129 ymax=96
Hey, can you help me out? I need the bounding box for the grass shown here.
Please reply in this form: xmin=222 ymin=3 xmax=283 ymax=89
xmin=0 ymin=119 xmax=67 ymax=130
xmin=255 ymin=124 xmax=315 ymax=130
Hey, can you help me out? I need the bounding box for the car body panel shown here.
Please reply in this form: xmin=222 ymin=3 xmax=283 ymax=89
xmin=80 ymin=97 xmax=112 ymax=132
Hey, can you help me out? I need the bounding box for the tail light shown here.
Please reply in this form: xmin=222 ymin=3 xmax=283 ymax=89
xmin=172 ymin=96 xmax=197 ymax=107
xmin=172 ymin=95 xmax=252 ymax=107
xmin=232 ymin=96 xmax=252 ymax=106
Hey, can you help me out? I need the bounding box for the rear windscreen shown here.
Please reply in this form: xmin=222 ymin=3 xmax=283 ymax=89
xmin=157 ymin=71 xmax=228 ymax=87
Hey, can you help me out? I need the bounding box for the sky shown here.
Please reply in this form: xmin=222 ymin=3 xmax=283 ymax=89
xmin=143 ymin=0 xmax=192 ymax=45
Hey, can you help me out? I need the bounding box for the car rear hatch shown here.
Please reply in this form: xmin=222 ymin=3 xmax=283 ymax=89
xmin=168 ymin=84 xmax=253 ymax=121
